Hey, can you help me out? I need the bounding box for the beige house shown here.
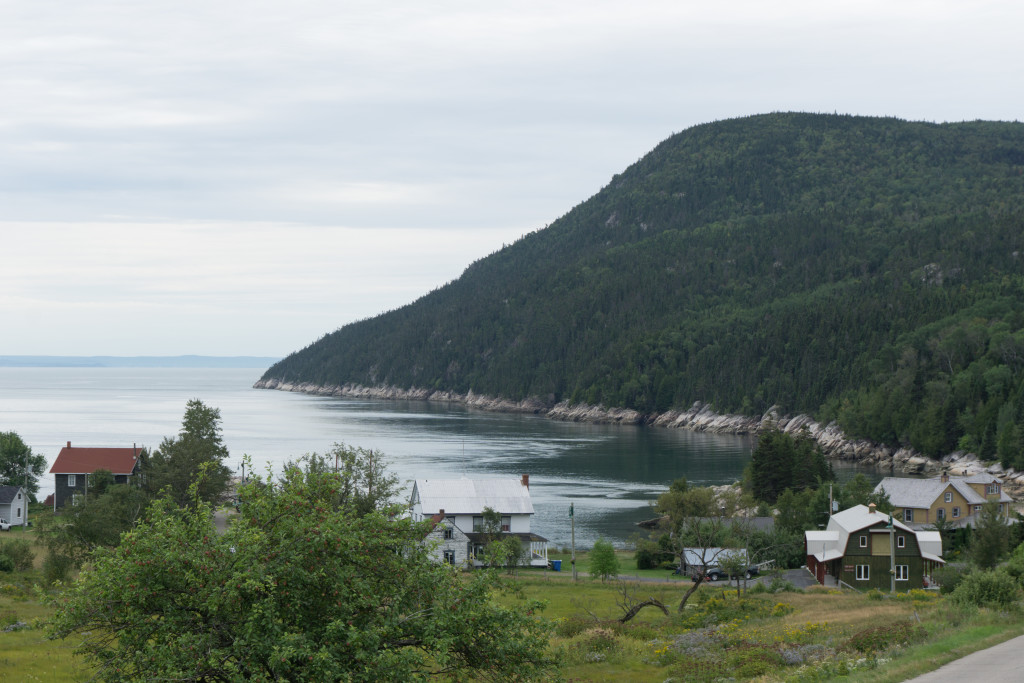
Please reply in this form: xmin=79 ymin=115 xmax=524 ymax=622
xmin=874 ymin=473 xmax=1013 ymax=530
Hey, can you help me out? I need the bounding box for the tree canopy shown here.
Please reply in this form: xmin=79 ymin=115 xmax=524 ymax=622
xmin=146 ymin=399 xmax=232 ymax=506
xmin=48 ymin=462 xmax=553 ymax=682
xmin=746 ymin=428 xmax=833 ymax=504
xmin=0 ymin=430 xmax=47 ymax=499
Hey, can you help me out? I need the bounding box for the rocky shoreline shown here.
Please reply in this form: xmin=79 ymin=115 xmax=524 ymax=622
xmin=253 ymin=378 xmax=1024 ymax=495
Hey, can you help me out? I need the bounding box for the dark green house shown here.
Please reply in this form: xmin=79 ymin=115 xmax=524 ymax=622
xmin=805 ymin=504 xmax=944 ymax=591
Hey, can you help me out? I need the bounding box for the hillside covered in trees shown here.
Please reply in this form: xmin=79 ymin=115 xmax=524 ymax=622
xmin=261 ymin=113 xmax=1024 ymax=466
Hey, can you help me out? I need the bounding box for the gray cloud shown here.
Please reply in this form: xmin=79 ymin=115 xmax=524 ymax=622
xmin=1 ymin=1 xmax=1021 ymax=355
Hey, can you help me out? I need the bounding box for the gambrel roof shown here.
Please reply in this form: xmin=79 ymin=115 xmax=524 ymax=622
xmin=805 ymin=504 xmax=943 ymax=565
xmin=411 ymin=477 xmax=534 ymax=515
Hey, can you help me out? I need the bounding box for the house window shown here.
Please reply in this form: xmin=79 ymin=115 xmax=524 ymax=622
xmin=16 ymin=508 xmax=21 ymax=518
xmin=501 ymin=516 xmax=511 ymax=532
xmin=16 ymin=492 xmax=21 ymax=500
xmin=944 ymin=492 xmax=952 ymax=503
xmin=904 ymin=509 xmax=914 ymax=523
xmin=953 ymin=506 xmax=960 ymax=518
xmin=897 ymin=535 xmax=905 ymax=549
xmin=68 ymin=474 xmax=76 ymax=487
xmin=856 ymin=565 xmax=869 ymax=581
xmin=986 ymin=483 xmax=1000 ymax=495
xmin=472 ymin=516 xmax=483 ymax=532
xmin=443 ymin=550 xmax=456 ymax=565
xmin=895 ymin=565 xmax=909 ymax=581
xmin=858 ymin=535 xmax=867 ymax=548
xmin=936 ymin=508 xmax=945 ymax=521
xmin=443 ymin=528 xmax=454 ymax=540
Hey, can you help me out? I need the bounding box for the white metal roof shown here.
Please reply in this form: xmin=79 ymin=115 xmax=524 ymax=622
xmin=411 ymin=478 xmax=534 ymax=515
xmin=806 ymin=504 xmax=944 ymax=565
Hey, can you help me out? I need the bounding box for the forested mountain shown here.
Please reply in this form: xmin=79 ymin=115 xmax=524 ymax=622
xmin=262 ymin=113 xmax=1024 ymax=466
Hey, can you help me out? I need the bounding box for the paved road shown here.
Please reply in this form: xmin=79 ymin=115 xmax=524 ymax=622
xmin=902 ymin=633 xmax=1024 ymax=682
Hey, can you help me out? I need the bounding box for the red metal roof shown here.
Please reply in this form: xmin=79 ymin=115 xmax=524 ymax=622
xmin=49 ymin=442 xmax=141 ymax=476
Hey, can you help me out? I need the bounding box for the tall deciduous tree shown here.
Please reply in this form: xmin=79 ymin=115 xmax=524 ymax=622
xmin=48 ymin=464 xmax=553 ymax=682
xmin=146 ymin=399 xmax=232 ymax=506
xmin=589 ymin=538 xmax=619 ymax=582
xmin=0 ymin=431 xmax=47 ymax=499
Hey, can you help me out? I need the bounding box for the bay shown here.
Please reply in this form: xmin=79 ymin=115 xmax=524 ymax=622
xmin=0 ymin=367 xmax=878 ymax=547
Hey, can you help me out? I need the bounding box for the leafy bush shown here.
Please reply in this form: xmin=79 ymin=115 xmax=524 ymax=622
xmin=866 ymin=588 xmax=884 ymax=600
xmin=934 ymin=563 xmax=969 ymax=595
xmin=41 ymin=551 xmax=74 ymax=585
xmin=0 ymin=554 xmax=13 ymax=573
xmin=679 ymin=595 xmax=776 ymax=628
xmin=949 ymin=568 xmax=1020 ymax=609
xmin=552 ymin=615 xmax=592 ymax=638
xmin=635 ymin=539 xmax=667 ymax=570
xmin=0 ymin=538 xmax=34 ymax=571
xmin=847 ymin=621 xmax=921 ymax=653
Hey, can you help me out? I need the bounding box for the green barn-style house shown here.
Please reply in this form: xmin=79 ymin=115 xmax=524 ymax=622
xmin=805 ymin=503 xmax=944 ymax=591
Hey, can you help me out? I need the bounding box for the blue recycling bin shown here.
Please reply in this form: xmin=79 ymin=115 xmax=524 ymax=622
xmin=551 ymin=560 xmax=562 ymax=571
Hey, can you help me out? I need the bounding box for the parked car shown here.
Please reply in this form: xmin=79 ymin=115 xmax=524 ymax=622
xmin=691 ymin=565 xmax=759 ymax=582
xmin=0 ymin=517 xmax=11 ymax=531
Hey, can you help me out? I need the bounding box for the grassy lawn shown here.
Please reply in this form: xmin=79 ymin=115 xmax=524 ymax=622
xmin=1 ymin=527 xmax=92 ymax=680
xmin=3 ymin=545 xmax=1022 ymax=681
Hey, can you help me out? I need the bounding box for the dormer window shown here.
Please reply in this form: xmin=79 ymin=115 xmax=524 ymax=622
xmin=986 ymin=483 xmax=1001 ymax=495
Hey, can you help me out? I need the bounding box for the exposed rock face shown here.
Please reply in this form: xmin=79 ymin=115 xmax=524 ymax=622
xmin=253 ymin=380 xmax=1023 ymax=494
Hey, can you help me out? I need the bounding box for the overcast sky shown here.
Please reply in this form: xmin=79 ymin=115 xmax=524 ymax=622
xmin=1 ymin=1 xmax=1021 ymax=357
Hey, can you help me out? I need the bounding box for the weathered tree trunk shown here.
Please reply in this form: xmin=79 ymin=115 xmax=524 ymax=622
xmin=619 ymin=598 xmax=669 ymax=623
xmin=677 ymin=575 xmax=704 ymax=613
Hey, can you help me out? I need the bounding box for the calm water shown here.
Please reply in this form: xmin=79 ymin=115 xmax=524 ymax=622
xmin=0 ymin=367 xmax=879 ymax=546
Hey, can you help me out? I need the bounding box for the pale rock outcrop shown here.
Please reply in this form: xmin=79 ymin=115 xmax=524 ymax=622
xmin=253 ymin=380 xmax=1018 ymax=492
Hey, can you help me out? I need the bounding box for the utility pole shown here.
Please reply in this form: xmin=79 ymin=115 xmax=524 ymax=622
xmin=23 ymin=448 xmax=29 ymax=527
xmin=888 ymin=513 xmax=895 ymax=593
xmin=570 ymin=502 xmax=577 ymax=582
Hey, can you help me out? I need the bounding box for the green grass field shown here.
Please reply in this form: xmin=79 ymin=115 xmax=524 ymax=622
xmin=3 ymin=541 xmax=1022 ymax=682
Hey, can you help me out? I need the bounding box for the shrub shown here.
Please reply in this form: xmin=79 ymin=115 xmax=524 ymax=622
xmin=933 ymin=563 xmax=969 ymax=595
xmin=553 ymin=616 xmax=591 ymax=638
xmin=42 ymin=551 xmax=74 ymax=585
xmin=949 ymin=568 xmax=1020 ymax=609
xmin=0 ymin=538 xmax=34 ymax=571
xmin=847 ymin=621 xmax=920 ymax=653
xmin=866 ymin=588 xmax=884 ymax=601
xmin=635 ymin=539 xmax=663 ymax=570
xmin=0 ymin=554 xmax=13 ymax=573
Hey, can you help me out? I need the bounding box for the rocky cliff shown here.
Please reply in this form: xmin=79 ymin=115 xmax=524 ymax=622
xmin=253 ymin=379 xmax=1024 ymax=495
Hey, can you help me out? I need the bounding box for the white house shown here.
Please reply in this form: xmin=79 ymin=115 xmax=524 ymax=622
xmin=422 ymin=516 xmax=473 ymax=566
xmin=0 ymin=485 xmax=27 ymax=526
xmin=410 ymin=475 xmax=548 ymax=567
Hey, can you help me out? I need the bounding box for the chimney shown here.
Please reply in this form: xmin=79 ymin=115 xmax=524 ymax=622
xmin=521 ymin=474 xmax=529 ymax=489
xmin=868 ymin=503 xmax=877 ymax=514
xmin=439 ymin=509 xmax=444 ymax=515
xmin=66 ymin=441 xmax=71 ymax=448
xmin=941 ymin=470 xmax=949 ymax=483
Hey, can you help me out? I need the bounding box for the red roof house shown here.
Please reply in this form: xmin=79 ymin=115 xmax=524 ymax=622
xmin=49 ymin=441 xmax=142 ymax=510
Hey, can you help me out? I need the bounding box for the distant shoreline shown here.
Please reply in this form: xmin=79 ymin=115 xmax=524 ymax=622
xmin=0 ymin=355 xmax=280 ymax=369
